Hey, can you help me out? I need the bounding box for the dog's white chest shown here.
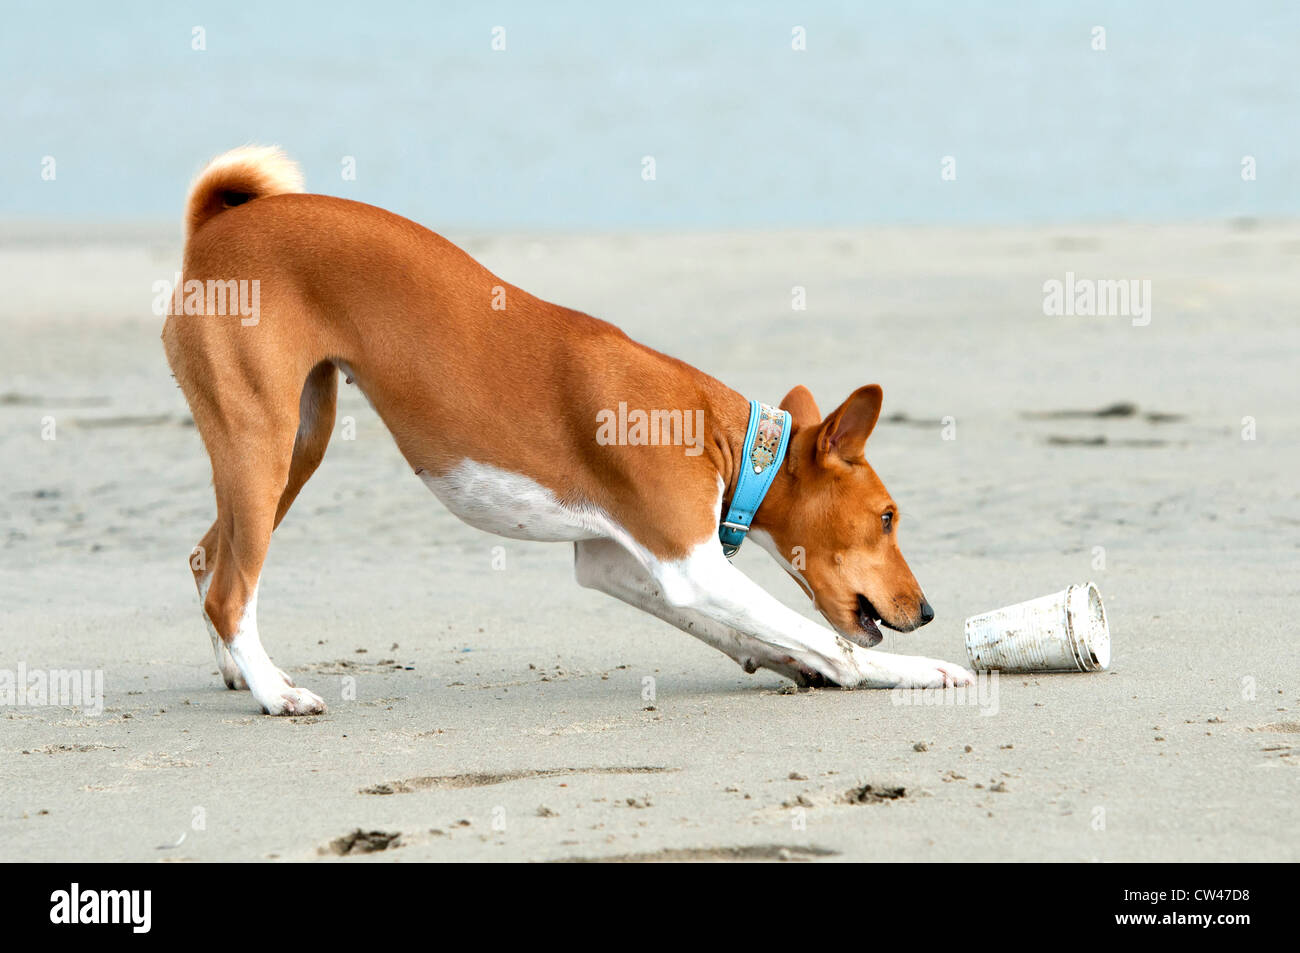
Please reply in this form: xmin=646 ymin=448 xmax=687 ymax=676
xmin=419 ymin=459 xmax=603 ymax=542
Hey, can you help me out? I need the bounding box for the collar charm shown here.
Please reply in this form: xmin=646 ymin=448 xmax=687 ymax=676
xmin=749 ymin=403 xmax=784 ymax=473
xmin=719 ymin=400 xmax=793 ymax=558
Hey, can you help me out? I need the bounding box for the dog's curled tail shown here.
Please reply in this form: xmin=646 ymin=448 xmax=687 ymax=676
xmin=185 ymin=145 xmax=304 ymax=239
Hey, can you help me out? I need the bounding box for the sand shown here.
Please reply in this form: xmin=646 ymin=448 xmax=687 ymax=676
xmin=1 ymin=222 xmax=1297 ymax=862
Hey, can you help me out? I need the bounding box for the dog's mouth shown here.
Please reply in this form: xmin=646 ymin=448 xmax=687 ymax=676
xmin=853 ymin=594 xmax=885 ymax=648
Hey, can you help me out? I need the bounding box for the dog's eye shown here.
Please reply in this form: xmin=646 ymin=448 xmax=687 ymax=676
xmin=881 ymin=512 xmax=893 ymax=533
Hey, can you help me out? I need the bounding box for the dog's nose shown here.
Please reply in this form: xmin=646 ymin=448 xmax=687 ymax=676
xmin=918 ymin=600 xmax=935 ymax=626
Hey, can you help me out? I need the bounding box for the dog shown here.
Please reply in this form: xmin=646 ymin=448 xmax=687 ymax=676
xmin=162 ymin=146 xmax=974 ymax=715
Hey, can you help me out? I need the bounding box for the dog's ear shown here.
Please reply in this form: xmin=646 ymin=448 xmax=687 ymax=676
xmin=816 ymin=385 xmax=883 ymax=463
xmin=779 ymin=385 xmax=821 ymax=428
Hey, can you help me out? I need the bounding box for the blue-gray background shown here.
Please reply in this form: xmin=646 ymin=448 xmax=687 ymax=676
xmin=4 ymin=0 xmax=1297 ymax=229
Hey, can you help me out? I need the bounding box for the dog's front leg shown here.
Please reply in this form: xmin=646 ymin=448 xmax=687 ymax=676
xmin=649 ymin=542 xmax=974 ymax=689
xmin=574 ymin=539 xmax=826 ymax=685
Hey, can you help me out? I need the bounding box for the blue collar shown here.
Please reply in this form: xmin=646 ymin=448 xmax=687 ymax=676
xmin=718 ymin=400 xmax=793 ymax=558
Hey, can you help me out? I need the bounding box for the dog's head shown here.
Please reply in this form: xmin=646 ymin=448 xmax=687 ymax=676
xmin=754 ymin=384 xmax=933 ymax=647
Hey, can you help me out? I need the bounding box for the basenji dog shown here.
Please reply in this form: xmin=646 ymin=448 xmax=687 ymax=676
xmin=163 ymin=146 xmax=974 ymax=715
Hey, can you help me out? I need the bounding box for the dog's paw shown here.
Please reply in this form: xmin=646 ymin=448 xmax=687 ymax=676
xmin=935 ymin=659 xmax=975 ymax=687
xmin=257 ymin=684 xmax=327 ymax=716
xmin=900 ymin=657 xmax=975 ymax=689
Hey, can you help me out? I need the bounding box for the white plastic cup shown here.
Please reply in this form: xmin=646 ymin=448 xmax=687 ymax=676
xmin=964 ymin=582 xmax=1110 ymax=673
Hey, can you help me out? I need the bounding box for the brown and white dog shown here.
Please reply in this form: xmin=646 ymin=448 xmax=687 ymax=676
xmin=163 ymin=146 xmax=974 ymax=715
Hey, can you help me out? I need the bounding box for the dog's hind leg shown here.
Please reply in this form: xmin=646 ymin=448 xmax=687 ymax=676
xmin=184 ymin=364 xmax=336 ymax=695
xmin=574 ymin=538 xmax=826 ymax=686
xmin=195 ymin=369 xmax=328 ymax=715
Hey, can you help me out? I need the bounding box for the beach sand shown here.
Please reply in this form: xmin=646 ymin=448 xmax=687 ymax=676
xmin=1 ymin=222 xmax=1296 ymax=861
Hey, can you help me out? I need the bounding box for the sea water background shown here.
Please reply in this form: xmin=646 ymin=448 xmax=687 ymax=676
xmin=3 ymin=0 xmax=1297 ymax=229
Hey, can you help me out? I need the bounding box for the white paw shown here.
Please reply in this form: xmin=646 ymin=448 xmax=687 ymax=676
xmin=257 ymin=684 xmax=327 ymax=716
xmin=901 ymin=657 xmax=975 ymax=689
xmin=224 ymin=629 xmax=318 ymax=714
